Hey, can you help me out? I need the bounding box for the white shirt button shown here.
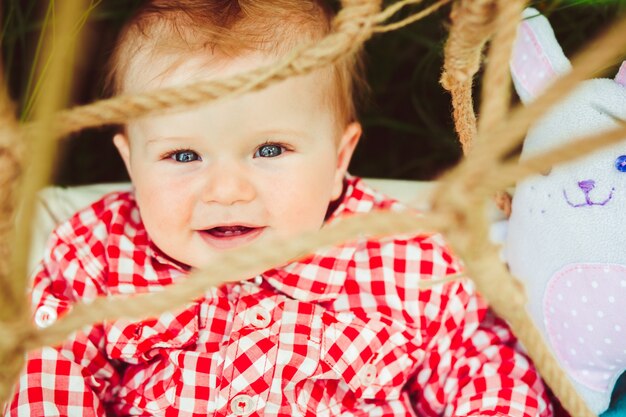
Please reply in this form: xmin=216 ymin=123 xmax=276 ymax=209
xmin=248 ymin=306 xmax=272 ymax=328
xmin=254 ymin=275 xmax=263 ymax=286
xmin=34 ymin=305 xmax=57 ymax=328
xmin=359 ymin=364 xmax=377 ymax=386
xmin=230 ymin=394 xmax=255 ymax=415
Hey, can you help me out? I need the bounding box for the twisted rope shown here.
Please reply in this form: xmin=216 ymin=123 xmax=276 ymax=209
xmin=0 ymin=62 xmax=27 ymax=407
xmin=374 ymin=0 xmax=452 ymax=33
xmin=0 ymin=0 xmax=97 ymax=404
xmin=440 ymin=0 xmax=497 ymax=152
xmin=2 ymin=1 xmax=625 ymax=416
xmin=0 ymin=62 xmax=23 ymax=316
xmin=486 ymin=0 xmax=524 ymax=213
xmin=477 ymin=0 xmax=525 ymax=134
xmin=443 ymin=0 xmax=524 ymax=215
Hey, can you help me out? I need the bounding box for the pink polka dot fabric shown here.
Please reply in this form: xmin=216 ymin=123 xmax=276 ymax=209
xmin=544 ymin=264 xmax=626 ymax=391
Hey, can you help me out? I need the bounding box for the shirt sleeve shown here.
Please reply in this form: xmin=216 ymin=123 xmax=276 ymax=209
xmin=4 ymin=233 xmax=121 ymax=417
xmin=407 ymin=276 xmax=553 ymax=417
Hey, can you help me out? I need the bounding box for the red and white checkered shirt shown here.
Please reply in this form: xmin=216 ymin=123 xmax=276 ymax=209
xmin=6 ymin=177 xmax=551 ymax=417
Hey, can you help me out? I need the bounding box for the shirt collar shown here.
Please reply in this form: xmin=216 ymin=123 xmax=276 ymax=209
xmin=147 ymin=242 xmax=191 ymax=272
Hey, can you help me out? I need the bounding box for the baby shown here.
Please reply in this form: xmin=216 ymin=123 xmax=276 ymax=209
xmin=6 ymin=1 xmax=552 ymax=416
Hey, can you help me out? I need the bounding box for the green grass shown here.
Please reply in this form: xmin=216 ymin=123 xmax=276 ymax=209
xmin=1 ymin=0 xmax=624 ymax=184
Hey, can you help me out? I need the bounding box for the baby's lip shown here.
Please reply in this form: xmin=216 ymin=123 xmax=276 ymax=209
xmin=197 ymin=225 xmax=266 ymax=250
xmin=205 ymin=225 xmax=256 ymax=237
xmin=197 ymin=222 xmax=262 ymax=232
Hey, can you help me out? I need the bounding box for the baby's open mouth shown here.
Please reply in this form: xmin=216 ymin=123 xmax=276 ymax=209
xmin=205 ymin=225 xmax=256 ymax=237
xmin=198 ymin=225 xmax=265 ymax=250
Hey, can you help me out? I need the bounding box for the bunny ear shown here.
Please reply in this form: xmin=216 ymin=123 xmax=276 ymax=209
xmin=615 ymin=61 xmax=626 ymax=87
xmin=510 ymin=8 xmax=572 ymax=104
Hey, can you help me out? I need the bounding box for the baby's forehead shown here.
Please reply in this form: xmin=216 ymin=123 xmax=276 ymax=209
xmin=121 ymin=50 xmax=342 ymax=137
xmin=121 ymin=48 xmax=334 ymax=96
xmin=122 ymin=49 xmax=255 ymax=94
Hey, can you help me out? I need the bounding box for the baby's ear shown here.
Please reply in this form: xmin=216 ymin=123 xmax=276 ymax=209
xmin=510 ymin=8 xmax=572 ymax=104
xmin=113 ymin=133 xmax=133 ymax=180
xmin=331 ymin=122 xmax=361 ymax=200
xmin=615 ymin=61 xmax=626 ymax=87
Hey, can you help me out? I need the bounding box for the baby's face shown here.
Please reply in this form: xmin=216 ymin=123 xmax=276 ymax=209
xmin=114 ymin=52 xmax=360 ymax=268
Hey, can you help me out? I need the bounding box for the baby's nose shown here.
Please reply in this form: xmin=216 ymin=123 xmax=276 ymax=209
xmin=578 ymin=179 xmax=595 ymax=193
xmin=201 ymin=162 xmax=256 ymax=205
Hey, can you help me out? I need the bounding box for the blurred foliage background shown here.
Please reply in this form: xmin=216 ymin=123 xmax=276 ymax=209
xmin=2 ymin=0 xmax=626 ymax=185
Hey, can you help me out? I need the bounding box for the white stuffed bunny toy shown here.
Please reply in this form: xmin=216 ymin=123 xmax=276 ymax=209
xmin=505 ymin=8 xmax=626 ymax=416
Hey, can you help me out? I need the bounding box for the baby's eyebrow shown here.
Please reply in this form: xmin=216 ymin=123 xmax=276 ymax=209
xmin=145 ymin=136 xmax=192 ymax=145
xmin=253 ymin=128 xmax=315 ymax=140
xmin=141 ymin=136 xmax=195 ymax=152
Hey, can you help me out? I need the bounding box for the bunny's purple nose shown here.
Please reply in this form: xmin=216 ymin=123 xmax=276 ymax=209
xmin=578 ymin=180 xmax=595 ymax=193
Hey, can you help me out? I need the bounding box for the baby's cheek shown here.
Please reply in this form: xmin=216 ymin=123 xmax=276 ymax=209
xmin=137 ymin=182 xmax=193 ymax=231
xmin=270 ymin=179 xmax=332 ymax=232
xmin=274 ymin=207 xmax=326 ymax=238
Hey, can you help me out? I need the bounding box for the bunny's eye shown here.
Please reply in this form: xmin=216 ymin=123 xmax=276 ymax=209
xmin=615 ymin=155 xmax=626 ymax=172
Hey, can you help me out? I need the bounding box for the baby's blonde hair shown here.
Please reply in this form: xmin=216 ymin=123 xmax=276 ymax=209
xmin=106 ymin=0 xmax=365 ymax=125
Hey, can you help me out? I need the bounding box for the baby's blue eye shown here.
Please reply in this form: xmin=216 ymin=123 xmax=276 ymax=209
xmin=615 ymin=155 xmax=626 ymax=172
xmin=172 ymin=150 xmax=200 ymax=163
xmin=255 ymin=144 xmax=283 ymax=158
